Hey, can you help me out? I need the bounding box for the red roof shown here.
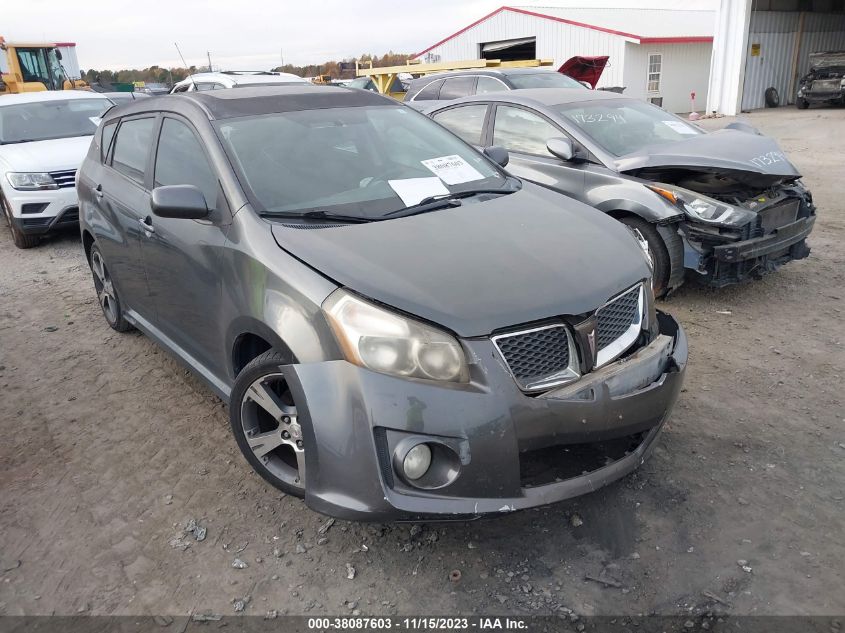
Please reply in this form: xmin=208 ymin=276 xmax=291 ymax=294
xmin=414 ymin=6 xmax=713 ymax=58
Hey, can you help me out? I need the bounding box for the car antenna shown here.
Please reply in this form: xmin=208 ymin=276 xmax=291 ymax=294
xmin=174 ymin=43 xmax=198 ymax=91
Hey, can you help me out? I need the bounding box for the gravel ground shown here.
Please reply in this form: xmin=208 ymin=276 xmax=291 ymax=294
xmin=0 ymin=107 xmax=843 ymax=619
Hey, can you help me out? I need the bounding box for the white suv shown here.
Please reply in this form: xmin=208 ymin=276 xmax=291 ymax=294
xmin=0 ymin=91 xmax=113 ymax=248
xmin=170 ymin=70 xmax=308 ymax=93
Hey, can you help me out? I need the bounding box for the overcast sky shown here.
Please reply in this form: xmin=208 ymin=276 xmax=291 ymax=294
xmin=5 ymin=0 xmax=718 ymax=71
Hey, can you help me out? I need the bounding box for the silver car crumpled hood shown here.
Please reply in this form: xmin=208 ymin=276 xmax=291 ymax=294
xmin=270 ymin=184 xmax=650 ymax=338
xmin=615 ymin=128 xmax=801 ymax=186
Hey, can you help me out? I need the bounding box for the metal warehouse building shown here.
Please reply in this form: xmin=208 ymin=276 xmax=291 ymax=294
xmin=413 ymin=5 xmax=716 ymax=113
xmin=709 ymin=0 xmax=845 ymax=114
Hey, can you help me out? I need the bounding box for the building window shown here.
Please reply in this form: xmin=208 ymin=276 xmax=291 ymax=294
xmin=648 ymin=96 xmax=664 ymax=107
xmin=647 ymin=53 xmax=662 ymax=93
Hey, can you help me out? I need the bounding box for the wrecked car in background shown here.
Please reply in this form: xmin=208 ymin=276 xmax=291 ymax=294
xmin=426 ymin=89 xmax=816 ymax=295
xmin=77 ymin=85 xmax=687 ymax=521
xmin=797 ymin=51 xmax=845 ymax=109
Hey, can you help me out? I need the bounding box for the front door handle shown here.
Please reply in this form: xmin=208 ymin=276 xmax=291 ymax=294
xmin=94 ymin=184 xmax=104 ymax=200
xmin=139 ymin=216 xmax=155 ymax=234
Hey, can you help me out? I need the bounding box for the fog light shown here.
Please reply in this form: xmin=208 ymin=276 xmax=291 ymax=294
xmin=403 ymin=444 xmax=432 ymax=480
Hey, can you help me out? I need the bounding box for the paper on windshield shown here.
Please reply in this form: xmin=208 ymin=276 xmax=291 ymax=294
xmin=421 ymin=155 xmax=484 ymax=185
xmin=388 ymin=177 xmax=449 ymax=207
xmin=662 ymin=120 xmax=697 ymax=135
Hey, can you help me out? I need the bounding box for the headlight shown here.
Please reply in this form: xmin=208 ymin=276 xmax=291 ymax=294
xmin=647 ymin=184 xmax=756 ymax=227
xmin=626 ymin=227 xmax=653 ymax=271
xmin=323 ymin=289 xmax=469 ymax=383
xmin=6 ymin=172 xmax=58 ymax=191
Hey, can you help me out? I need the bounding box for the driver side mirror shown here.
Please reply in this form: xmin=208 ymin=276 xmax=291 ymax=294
xmin=151 ymin=185 xmax=209 ymax=219
xmin=547 ymin=137 xmax=575 ymax=161
xmin=483 ymin=145 xmax=509 ymax=168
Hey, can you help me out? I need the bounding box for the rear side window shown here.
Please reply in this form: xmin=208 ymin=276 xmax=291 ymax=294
xmin=111 ymin=117 xmax=155 ymax=183
xmin=154 ymin=118 xmax=218 ymax=209
xmin=100 ymin=121 xmax=117 ymax=162
xmin=432 ymin=105 xmax=488 ymax=145
xmin=439 ymin=76 xmax=476 ymax=100
xmin=413 ymin=79 xmax=444 ymax=101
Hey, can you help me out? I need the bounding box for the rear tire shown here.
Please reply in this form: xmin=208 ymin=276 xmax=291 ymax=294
xmin=229 ymin=350 xmax=306 ymax=498
xmin=88 ymin=244 xmax=132 ymax=332
xmin=618 ymin=216 xmax=671 ymax=298
xmin=2 ymin=193 xmax=40 ymax=249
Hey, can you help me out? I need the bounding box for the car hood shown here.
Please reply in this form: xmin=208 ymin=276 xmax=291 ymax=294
xmin=0 ymin=135 xmax=93 ymax=173
xmin=615 ymin=128 xmax=800 ymax=186
xmin=807 ymin=51 xmax=845 ymax=70
xmin=270 ymin=185 xmax=649 ymax=338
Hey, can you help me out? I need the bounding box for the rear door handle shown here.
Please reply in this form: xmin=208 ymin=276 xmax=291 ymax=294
xmin=139 ymin=216 xmax=155 ymax=234
xmin=94 ymin=184 xmax=104 ymax=199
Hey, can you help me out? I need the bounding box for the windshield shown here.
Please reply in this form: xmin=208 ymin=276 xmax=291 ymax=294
xmin=508 ymin=72 xmax=585 ymax=89
xmin=216 ymin=105 xmax=506 ymax=218
xmin=0 ymin=98 xmax=112 ymax=144
xmin=553 ymin=99 xmax=703 ymax=156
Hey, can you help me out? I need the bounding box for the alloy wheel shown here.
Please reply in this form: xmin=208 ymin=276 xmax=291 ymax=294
xmin=91 ymin=251 xmax=119 ymax=324
xmin=239 ymin=373 xmax=305 ymax=490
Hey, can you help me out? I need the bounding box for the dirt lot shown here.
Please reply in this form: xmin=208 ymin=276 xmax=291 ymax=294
xmin=0 ymin=107 xmax=843 ymax=620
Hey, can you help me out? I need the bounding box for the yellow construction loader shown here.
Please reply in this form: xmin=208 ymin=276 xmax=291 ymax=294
xmin=0 ymin=36 xmax=87 ymax=95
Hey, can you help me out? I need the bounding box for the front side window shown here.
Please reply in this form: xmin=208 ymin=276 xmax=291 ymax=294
xmin=154 ymin=118 xmax=218 ymax=208
xmin=0 ymin=98 xmax=112 ymax=145
xmin=553 ymin=98 xmax=701 ymax=156
xmin=217 ymin=105 xmax=504 ymax=219
xmin=111 ymin=117 xmax=155 ymax=183
xmin=15 ymin=48 xmax=51 ymax=87
xmin=433 ymin=105 xmax=488 ymax=145
xmin=492 ymin=105 xmax=561 ymax=156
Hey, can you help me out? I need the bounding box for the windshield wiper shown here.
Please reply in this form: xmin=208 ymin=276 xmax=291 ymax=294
xmin=382 ymin=187 xmax=516 ymax=219
xmin=260 ymin=210 xmax=373 ymax=224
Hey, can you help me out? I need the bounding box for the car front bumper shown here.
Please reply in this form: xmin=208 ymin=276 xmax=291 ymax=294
xmin=281 ymin=312 xmax=687 ymax=521
xmin=3 ymin=185 xmax=80 ymax=235
xmin=682 ymin=215 xmax=815 ymax=288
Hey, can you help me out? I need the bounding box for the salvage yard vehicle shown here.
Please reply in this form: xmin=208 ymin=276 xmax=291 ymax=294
xmin=170 ymin=70 xmax=308 ymax=93
xmin=404 ymin=68 xmax=585 ymax=104
xmin=796 ymin=51 xmax=845 ymax=109
xmin=0 ymin=90 xmax=113 ymax=248
xmin=77 ymin=85 xmax=687 ymax=520
xmin=425 ymin=89 xmax=816 ymax=295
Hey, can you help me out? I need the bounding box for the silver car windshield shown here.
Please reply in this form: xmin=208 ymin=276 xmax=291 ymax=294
xmin=553 ymin=99 xmax=703 ymax=157
xmin=0 ymin=98 xmax=112 ymax=144
xmin=216 ymin=105 xmax=505 ymax=218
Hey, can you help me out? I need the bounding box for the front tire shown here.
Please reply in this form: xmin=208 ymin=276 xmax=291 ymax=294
xmin=230 ymin=350 xmax=306 ymax=498
xmin=2 ymin=193 xmax=40 ymax=249
xmin=618 ymin=216 xmax=671 ymax=298
xmin=88 ymin=244 xmax=132 ymax=332
xmin=796 ymin=97 xmax=809 ymax=109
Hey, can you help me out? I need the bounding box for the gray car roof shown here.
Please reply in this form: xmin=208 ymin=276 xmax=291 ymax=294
xmin=101 ymin=85 xmax=395 ymax=122
xmin=445 ymin=87 xmax=630 ymax=108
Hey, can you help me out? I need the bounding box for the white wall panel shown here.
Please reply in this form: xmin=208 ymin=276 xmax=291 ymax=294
xmin=626 ymin=42 xmax=713 ymax=112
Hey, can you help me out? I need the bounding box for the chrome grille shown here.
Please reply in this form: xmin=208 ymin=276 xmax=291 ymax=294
xmin=492 ymin=324 xmax=578 ymax=392
xmin=49 ymin=169 xmax=77 ymax=189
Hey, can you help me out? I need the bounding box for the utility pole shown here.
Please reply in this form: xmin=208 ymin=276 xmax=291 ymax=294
xmin=207 ymin=51 xmax=213 ymax=73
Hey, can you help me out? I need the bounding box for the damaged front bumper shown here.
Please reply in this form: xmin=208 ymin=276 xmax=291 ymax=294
xmin=681 ymin=189 xmax=816 ymax=287
xmin=280 ymin=312 xmax=687 ymax=521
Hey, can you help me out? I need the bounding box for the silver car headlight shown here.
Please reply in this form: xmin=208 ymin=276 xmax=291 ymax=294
xmin=6 ymin=172 xmax=58 ymax=191
xmin=323 ymin=289 xmax=469 ymax=383
xmin=647 ymin=184 xmax=756 ymax=227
